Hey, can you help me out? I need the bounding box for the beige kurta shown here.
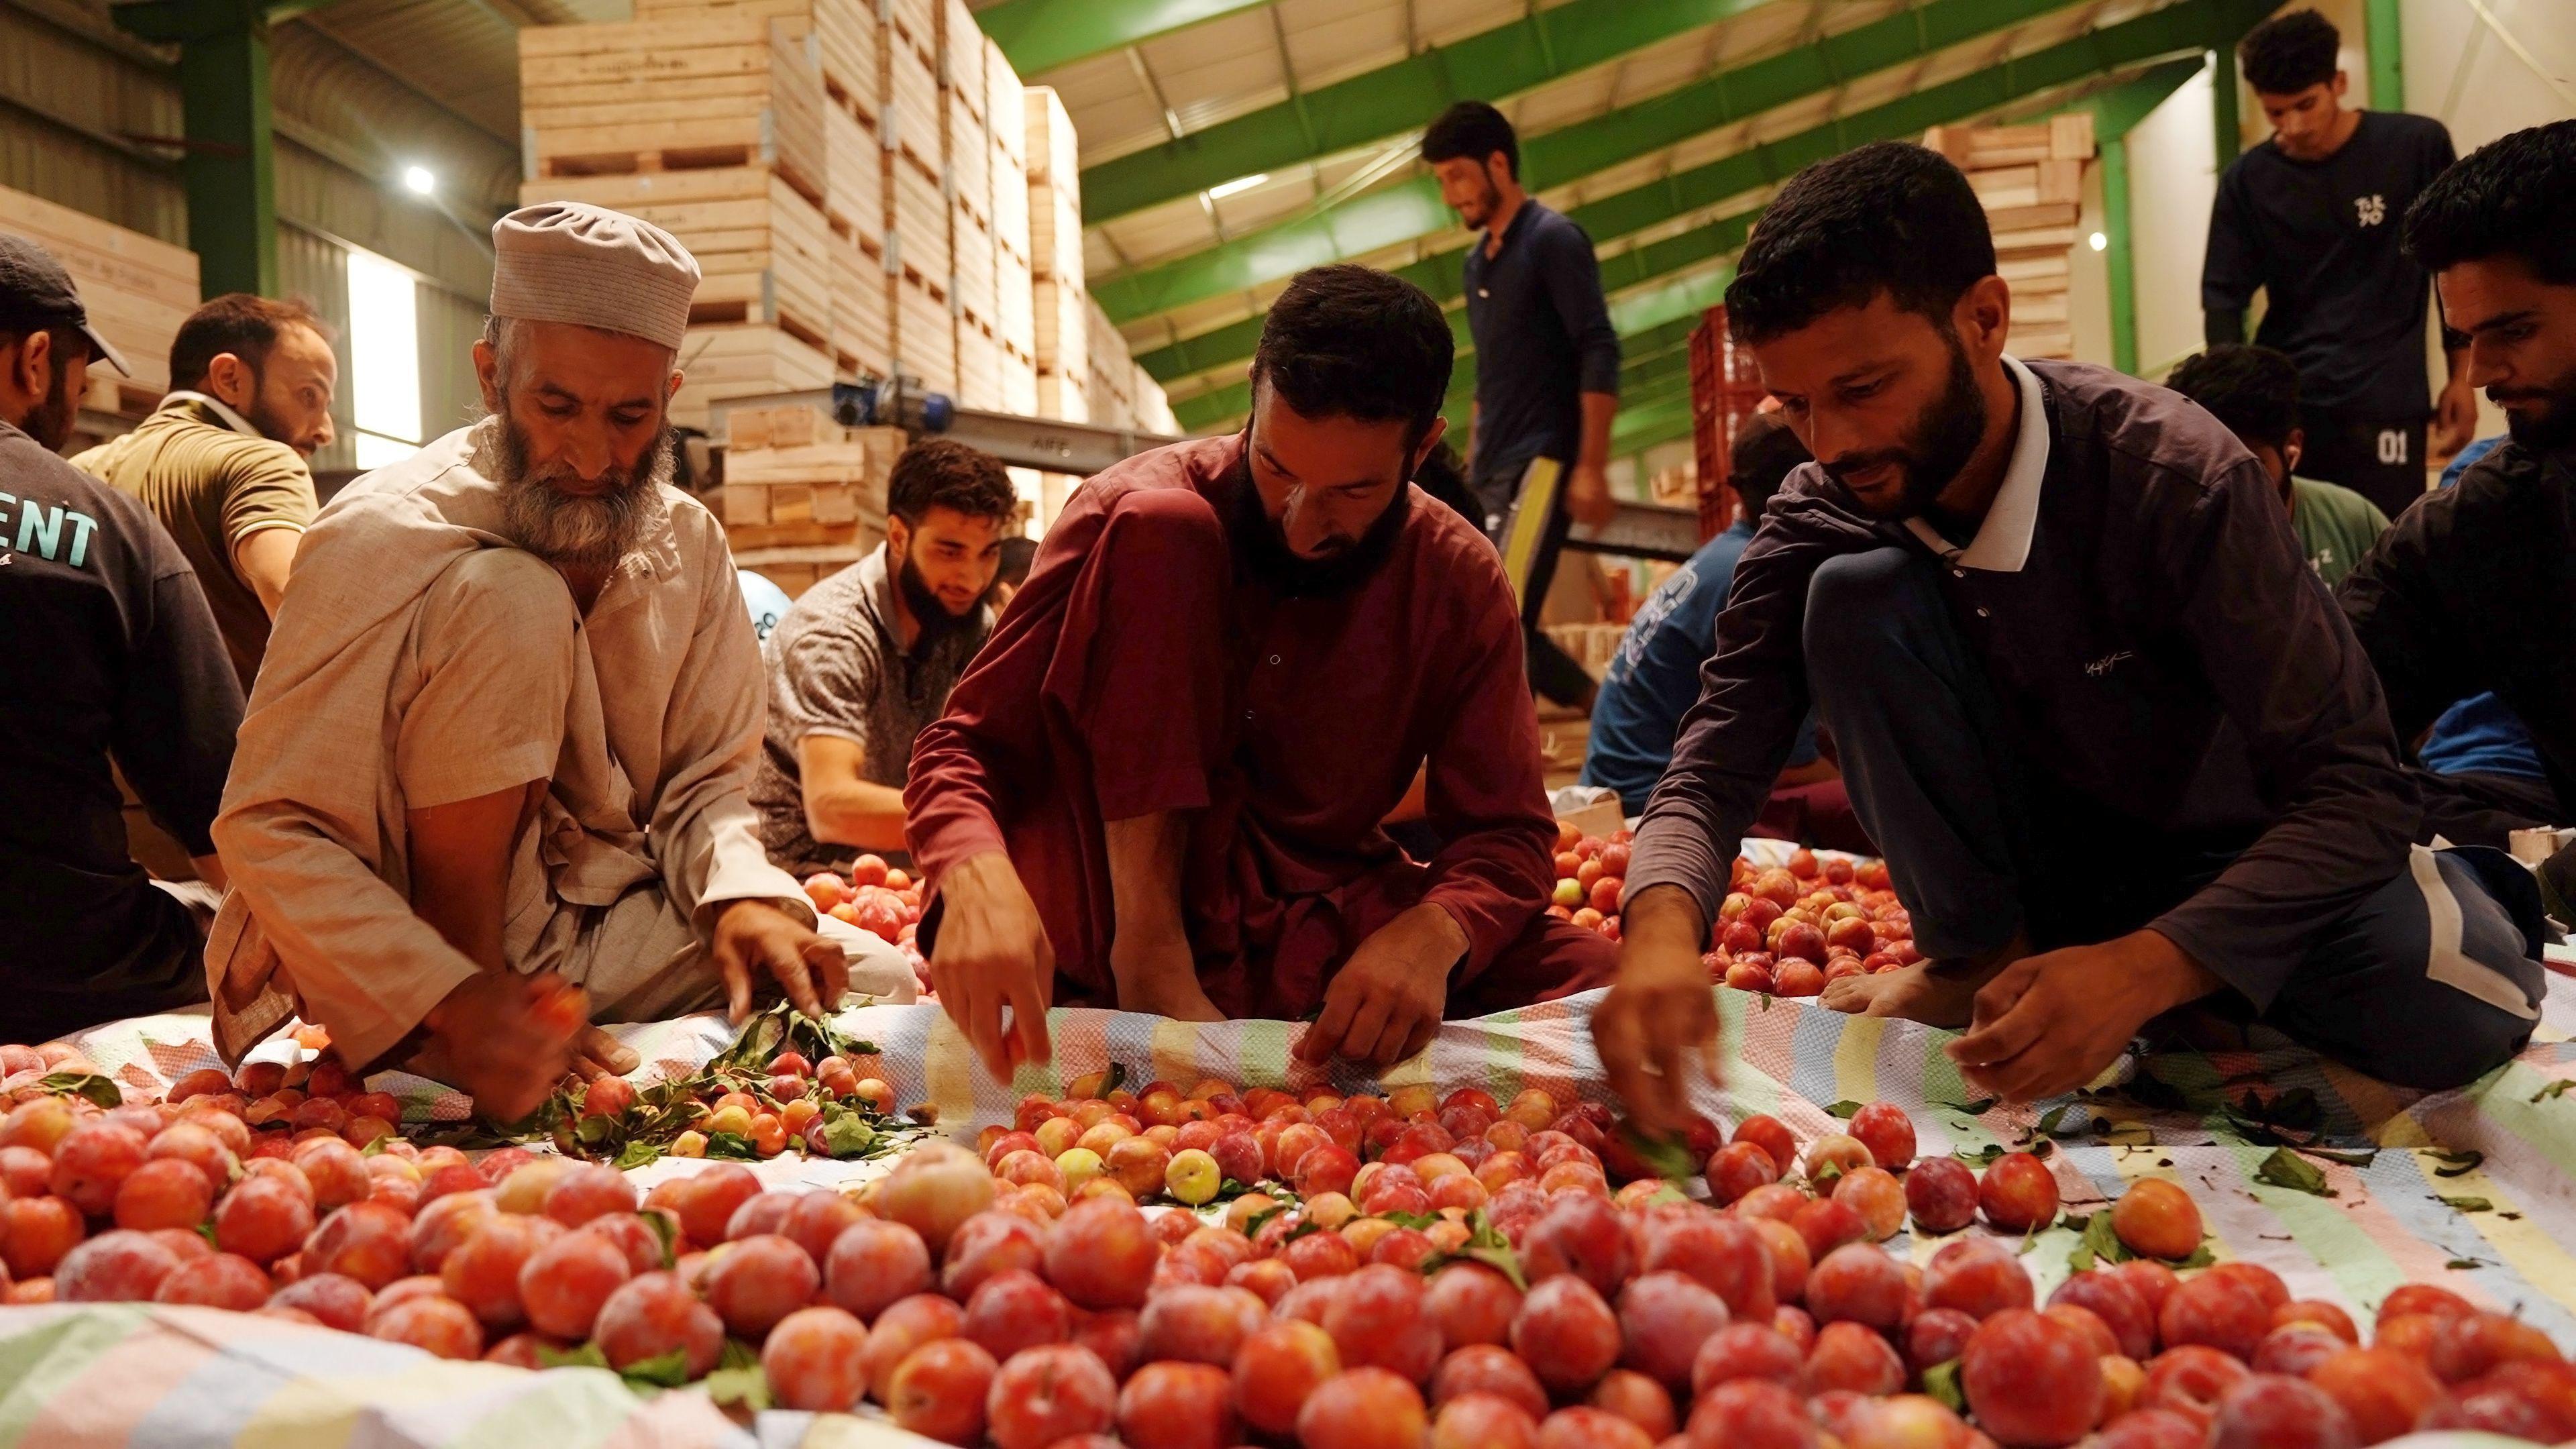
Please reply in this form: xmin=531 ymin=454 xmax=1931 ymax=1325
xmin=207 ymin=421 xmax=904 ymax=1069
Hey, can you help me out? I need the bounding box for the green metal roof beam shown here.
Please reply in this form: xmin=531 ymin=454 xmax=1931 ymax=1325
xmin=1138 ymin=16 xmax=2237 ymax=388
xmin=975 ymin=0 xmax=1272 ymax=78
xmin=1082 ymin=0 xmax=1776 ymax=225
xmin=1093 ymin=0 xmax=2085 ymax=326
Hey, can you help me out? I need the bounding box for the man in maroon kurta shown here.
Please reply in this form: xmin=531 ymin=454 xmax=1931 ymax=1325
xmin=906 ymin=266 xmax=1615 ymax=1080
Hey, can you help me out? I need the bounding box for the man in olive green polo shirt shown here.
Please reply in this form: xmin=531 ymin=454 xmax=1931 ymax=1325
xmin=76 ymin=294 xmax=338 ymax=689
xmin=2166 ymin=344 xmax=2391 ymax=587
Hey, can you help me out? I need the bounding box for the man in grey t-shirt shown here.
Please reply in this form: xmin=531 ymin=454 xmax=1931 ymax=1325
xmin=751 ymin=439 xmax=1017 ymax=873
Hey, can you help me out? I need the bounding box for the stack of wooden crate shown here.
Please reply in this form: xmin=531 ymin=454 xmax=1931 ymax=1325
xmin=0 ymin=182 xmax=195 ymax=444
xmin=985 ymin=37 xmax=1036 ymax=417
xmin=883 ymin=0 xmax=953 ymax=394
xmin=1026 ymin=87 xmax=1087 ymax=425
xmin=1083 ymin=294 xmax=1135 ymax=427
xmin=1923 ymin=114 xmax=2092 ymax=361
xmin=520 ymin=9 xmax=843 ymax=433
xmin=940 ymin=0 xmax=1000 ymax=409
xmin=720 ymin=402 xmax=908 ymax=595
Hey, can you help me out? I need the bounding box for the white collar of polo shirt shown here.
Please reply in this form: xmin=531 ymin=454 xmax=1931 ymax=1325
xmin=1903 ymin=353 xmax=2049 ymax=574
xmin=163 ymin=388 xmax=261 ymax=438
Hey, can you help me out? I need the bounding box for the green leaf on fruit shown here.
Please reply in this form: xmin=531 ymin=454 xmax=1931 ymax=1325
xmin=703 ymin=1366 xmax=771 ymax=1412
xmin=716 ymin=1338 xmax=760 ymax=1373
xmin=643 ymin=1210 xmax=679 ymax=1268
xmin=612 ymin=1139 xmax=663 ymax=1171
xmin=1098 ymin=1063 xmax=1127 ymax=1097
xmin=2438 ymin=1195 xmax=2495 ymax=1214
xmin=2027 ymin=1139 xmax=2053 ymax=1161
xmin=820 ymin=1115 xmax=877 ymax=1159
xmin=1380 ymin=1211 xmax=1443 ymax=1232
xmin=2035 ymin=1104 xmax=2074 ymax=1137
xmin=1955 ymin=1143 xmax=2008 ymax=1167
xmin=2253 ymin=1147 xmax=2334 ymax=1196
xmin=1243 ymin=1203 xmax=1292 ymax=1239
xmin=1616 ymin=1124 xmax=1700 ymax=1183
xmin=1923 ymin=1359 xmax=1966 ymax=1414
xmin=2530 ymin=1079 xmax=2573 ymax=1104
xmin=621 ymin=1348 xmax=693 ymax=1390
xmin=2068 ymin=1210 xmax=2134 ymax=1273
xmin=1825 ymin=1100 xmax=1864 ymax=1120
xmin=2173 ymin=1241 xmax=2216 ymax=1269
xmin=2427 ymin=1148 xmax=2485 ymax=1178
xmin=703 ymin=1131 xmax=760 ymax=1161
xmin=539 ymin=1341 xmax=611 ymax=1371
xmin=196 ymin=1220 xmax=220 ymax=1248
xmin=38 ymin=1071 xmax=123 ymax=1110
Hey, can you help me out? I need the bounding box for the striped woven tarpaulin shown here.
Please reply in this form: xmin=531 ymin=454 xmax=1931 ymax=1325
xmin=55 ymin=970 xmax=2576 ymax=1337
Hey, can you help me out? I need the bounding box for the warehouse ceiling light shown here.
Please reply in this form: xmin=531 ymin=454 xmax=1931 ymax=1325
xmin=1205 ymin=173 xmax=1269 ymax=201
xmin=2088 ymin=231 xmax=2108 ymax=252
xmin=402 ymin=165 xmax=437 ymax=196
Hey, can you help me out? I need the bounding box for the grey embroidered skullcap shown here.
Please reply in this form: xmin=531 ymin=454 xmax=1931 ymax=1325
xmin=489 ymin=201 xmax=699 ymax=350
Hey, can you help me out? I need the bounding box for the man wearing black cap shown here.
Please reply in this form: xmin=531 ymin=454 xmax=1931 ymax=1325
xmin=0 ymin=233 xmax=241 ymax=1041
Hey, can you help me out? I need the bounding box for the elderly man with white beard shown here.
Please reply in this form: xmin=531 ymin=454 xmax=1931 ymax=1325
xmin=206 ymin=203 xmax=914 ymax=1119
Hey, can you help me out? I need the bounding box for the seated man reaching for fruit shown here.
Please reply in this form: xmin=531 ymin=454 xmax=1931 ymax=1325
xmin=905 ymin=264 xmax=1618 ymax=1080
xmin=1595 ymin=142 xmax=2548 ymax=1126
xmin=207 ymin=203 xmax=911 ymax=1121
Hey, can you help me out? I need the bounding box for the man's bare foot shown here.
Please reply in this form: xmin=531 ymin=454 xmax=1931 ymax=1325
xmin=1116 ymin=973 xmax=1228 ymax=1022
xmin=1821 ymin=935 xmax=2029 ymax=1028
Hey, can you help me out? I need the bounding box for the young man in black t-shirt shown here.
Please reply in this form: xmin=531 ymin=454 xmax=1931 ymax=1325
xmin=2200 ymin=9 xmax=2477 ymax=520
xmin=0 ymin=236 xmax=241 ymax=1042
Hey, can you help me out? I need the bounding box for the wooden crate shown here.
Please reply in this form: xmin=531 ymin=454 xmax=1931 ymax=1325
xmin=1033 ymin=368 xmax=1087 ymax=424
xmin=956 ymin=316 xmax=1002 ymax=409
xmin=824 ymin=105 xmax=885 ymax=246
xmin=1024 ymin=89 xmax=1083 ymax=285
xmin=630 ymin=0 xmax=881 ymax=106
xmin=991 ymin=148 xmax=1029 ymax=268
xmin=996 ymin=244 xmax=1034 ymax=368
xmin=984 ymin=37 xmax=1024 ymax=168
xmin=892 ymin=271 xmax=957 ymax=394
xmin=1032 ymin=278 xmax=1085 ymax=380
xmin=520 ymin=15 xmax=824 ymax=205
xmin=945 ymin=89 xmax=991 ymax=231
xmin=521 ymin=166 xmax=834 ymax=352
xmin=1923 ymin=114 xmax=2092 ymax=362
xmin=0 ymin=182 xmax=195 ymax=417
xmin=720 ymin=419 xmax=904 ymax=549
xmin=1134 ymin=367 xmax=1177 ymax=435
xmin=889 ymin=150 xmax=951 ymax=289
xmin=953 ymin=209 xmax=997 ymax=329
xmin=830 ymin=230 xmax=892 ymax=378
xmin=1000 ymin=344 xmax=1038 ymax=418
xmin=735 ymin=539 xmax=880 ymax=598
xmin=669 ymin=323 xmax=834 ymax=433
xmin=938 ymin=0 xmax=985 ymax=125
xmin=884 ymin=10 xmax=942 ymax=183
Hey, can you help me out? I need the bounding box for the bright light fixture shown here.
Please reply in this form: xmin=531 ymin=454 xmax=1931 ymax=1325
xmin=2087 ymin=231 xmax=2108 ymax=252
xmin=402 ymin=165 xmax=437 ymax=195
xmin=1207 ymin=172 xmax=1270 ymax=201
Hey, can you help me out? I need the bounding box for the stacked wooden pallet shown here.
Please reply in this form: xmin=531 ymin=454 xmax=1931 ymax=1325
xmin=721 ymin=402 xmax=908 ymax=594
xmin=521 ymin=11 xmax=844 ymax=431
xmin=1923 ymin=114 xmax=2092 ymax=362
xmin=0 ymin=182 xmax=195 ymax=439
xmin=883 ymin=0 xmax=953 ymax=394
xmin=986 ymin=36 xmax=1036 ymax=418
xmin=1026 ymin=88 xmax=1088 ymax=425
xmin=1083 ymin=293 xmax=1135 ymax=427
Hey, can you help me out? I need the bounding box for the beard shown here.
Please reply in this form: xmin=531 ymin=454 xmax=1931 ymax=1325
xmin=483 ymin=407 xmax=674 ymax=568
xmin=1456 ymin=174 xmax=1501 ymax=230
xmin=1226 ymin=458 xmax=1410 ymax=597
xmin=1823 ymin=332 xmax=1989 ymax=521
xmin=895 ymin=548 xmax=986 ymax=649
xmin=23 ymin=366 xmax=78 ymax=452
xmin=2495 ymin=371 xmax=2576 ymax=453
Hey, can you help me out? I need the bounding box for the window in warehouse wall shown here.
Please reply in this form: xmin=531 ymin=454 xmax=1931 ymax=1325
xmin=346 ymin=247 xmax=422 ymax=470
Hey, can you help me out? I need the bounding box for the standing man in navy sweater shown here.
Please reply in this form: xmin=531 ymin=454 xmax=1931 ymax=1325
xmin=2201 ymin=8 xmax=2475 ymax=519
xmin=1426 ymin=101 xmax=1620 ymax=710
